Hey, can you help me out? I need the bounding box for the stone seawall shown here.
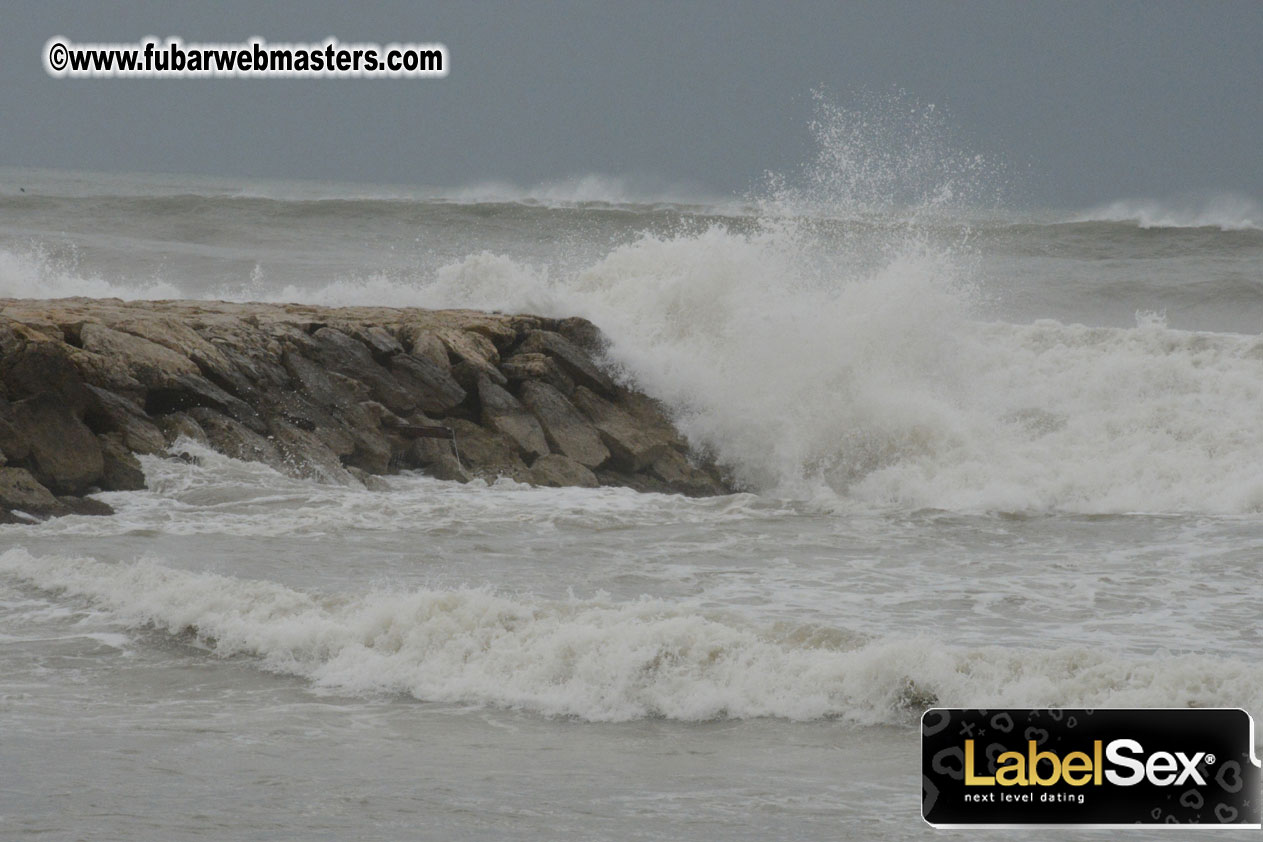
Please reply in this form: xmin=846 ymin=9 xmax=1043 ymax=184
xmin=0 ymin=299 xmax=730 ymax=522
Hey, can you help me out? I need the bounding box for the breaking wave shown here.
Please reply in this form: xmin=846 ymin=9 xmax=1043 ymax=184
xmin=3 ymin=549 xmax=1258 ymax=723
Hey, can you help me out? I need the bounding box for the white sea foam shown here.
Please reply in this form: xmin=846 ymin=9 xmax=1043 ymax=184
xmin=2 ymin=548 xmax=1257 ymax=723
xmin=0 ymin=245 xmax=182 ymax=300
xmin=1071 ymin=194 xmax=1262 ymax=231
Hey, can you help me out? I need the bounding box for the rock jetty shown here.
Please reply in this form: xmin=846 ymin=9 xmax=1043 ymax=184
xmin=0 ymin=298 xmax=730 ymax=522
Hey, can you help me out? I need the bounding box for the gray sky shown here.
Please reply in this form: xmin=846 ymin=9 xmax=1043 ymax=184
xmin=2 ymin=0 xmax=1260 ymax=209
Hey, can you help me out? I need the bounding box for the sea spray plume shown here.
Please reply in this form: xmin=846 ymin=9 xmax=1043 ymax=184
xmin=563 ymin=90 xmax=1001 ymax=494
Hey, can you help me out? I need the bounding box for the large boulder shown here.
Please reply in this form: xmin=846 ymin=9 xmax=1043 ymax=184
xmin=517 ymin=330 xmax=616 ymax=396
xmin=388 ymin=354 xmax=466 ymax=415
xmin=11 ymin=396 xmax=104 ymax=494
xmin=570 ymin=387 xmax=668 ymax=472
xmin=527 ymin=454 xmax=599 ymax=488
xmin=519 ymin=381 xmax=609 ymax=469
xmin=0 ymin=466 xmax=64 ymax=518
xmin=499 ymin=352 xmax=575 ymax=396
xmin=477 ymin=375 xmax=549 ymax=460
xmin=97 ymin=433 xmax=147 ymax=491
xmin=306 ymin=327 xmax=417 ymax=415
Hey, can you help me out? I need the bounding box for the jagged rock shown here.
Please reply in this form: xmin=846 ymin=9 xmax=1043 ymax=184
xmin=412 ymin=439 xmax=470 ymax=482
xmin=307 ymin=327 xmax=417 ymax=415
xmin=84 ymin=385 xmax=167 ymax=454
xmin=445 ymin=418 xmax=529 ymax=482
xmin=56 ymin=495 xmax=114 ymax=516
xmin=282 ymin=348 xmax=367 ymax=410
xmin=98 ymin=433 xmax=146 ymax=491
xmin=438 ymin=328 xmax=499 ymax=367
xmin=349 ymin=325 xmax=403 ymax=360
xmin=407 ymin=330 xmax=451 ymax=370
xmin=451 ymin=358 xmax=507 ymax=392
xmin=187 ymin=408 xmax=284 ymax=472
xmin=517 ymin=330 xmax=616 ymax=396
xmin=0 ymin=299 xmax=733 ymax=519
xmin=156 ymin=411 xmax=209 ymax=446
xmin=499 ymin=352 xmax=575 ymax=395
xmin=0 ymin=466 xmax=63 ymax=517
xmin=11 ymin=396 xmax=104 ymax=494
xmin=0 ymin=400 xmax=30 ymax=463
xmin=527 ymin=454 xmax=599 ymax=488
xmin=520 ymin=381 xmax=609 ymax=469
xmin=570 ymin=387 xmax=668 ymax=472
xmin=1 ymin=342 xmax=90 ymax=409
xmin=553 ymin=316 xmax=606 ymax=353
xmin=478 ymin=375 xmax=549 ymax=460
xmin=388 ymin=353 xmax=467 ymax=414
xmin=78 ymin=322 xmax=200 ymax=388
xmin=346 ymin=466 xmax=392 ymax=491
xmin=268 ymin=421 xmax=358 ymax=485
xmin=648 ymin=449 xmax=728 ymax=497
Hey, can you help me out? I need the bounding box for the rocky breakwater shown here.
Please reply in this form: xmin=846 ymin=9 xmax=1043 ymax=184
xmin=0 ymin=298 xmax=730 ymax=523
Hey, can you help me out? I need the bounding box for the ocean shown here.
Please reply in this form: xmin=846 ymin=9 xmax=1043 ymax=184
xmin=1 ymin=150 xmax=1262 ymax=840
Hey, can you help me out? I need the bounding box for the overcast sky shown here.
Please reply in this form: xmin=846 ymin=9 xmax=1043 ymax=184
xmin=2 ymin=1 xmax=1260 ymax=209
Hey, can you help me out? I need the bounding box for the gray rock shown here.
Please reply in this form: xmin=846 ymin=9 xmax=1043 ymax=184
xmin=188 ymin=408 xmax=285 ymax=472
xmin=570 ymin=387 xmax=668 ymax=472
xmin=346 ymin=466 xmax=392 ymax=491
xmin=499 ymin=352 xmax=575 ymax=396
xmin=0 ymin=466 xmax=64 ymax=517
xmin=477 ymin=375 xmax=549 ymax=460
xmin=156 ymin=412 xmax=209 ymax=447
xmin=445 ymin=418 xmax=529 ymax=482
xmin=13 ymin=396 xmax=104 ymax=495
xmin=649 ymin=449 xmax=729 ymax=497
xmin=517 ymin=330 xmax=616 ymax=396
xmin=307 ymin=327 xmax=417 ymax=415
xmin=98 ymin=433 xmax=146 ymax=491
xmin=84 ymin=385 xmax=167 ymax=455
xmin=520 ymin=381 xmax=609 ymax=469
xmin=527 ymin=454 xmax=599 ymax=488
xmin=56 ymin=495 xmax=114 ymax=517
xmin=388 ymin=353 xmax=467 ymax=415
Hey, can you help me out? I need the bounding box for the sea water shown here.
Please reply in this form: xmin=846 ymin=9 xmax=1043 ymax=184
xmin=2 ymin=99 xmax=1262 ymax=839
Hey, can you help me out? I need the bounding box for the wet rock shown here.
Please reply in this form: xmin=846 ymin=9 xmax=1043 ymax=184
xmin=78 ymin=322 xmax=200 ymax=388
xmin=527 ymin=454 xmax=599 ymax=488
xmin=12 ymin=396 xmax=104 ymax=494
xmin=517 ymin=330 xmax=616 ymax=396
xmin=156 ymin=411 xmax=209 ymax=447
xmin=350 ymin=325 xmax=404 ymax=360
xmin=553 ymin=316 xmax=606 ymax=354
xmin=388 ymin=353 xmax=467 ymax=414
xmin=648 ymin=449 xmax=729 ymax=497
xmin=98 ymin=433 xmax=147 ymax=491
xmin=520 ymin=381 xmax=609 ymax=469
xmin=56 ymin=495 xmax=114 ymax=517
xmin=307 ymin=327 xmax=417 ymax=415
xmin=346 ymin=466 xmax=392 ymax=491
xmin=408 ymin=331 xmax=451 ymax=370
xmin=0 ymin=466 xmax=64 ymax=517
xmin=499 ymin=352 xmax=575 ymax=396
xmin=84 ymin=385 xmax=167 ymax=455
xmin=187 ymin=408 xmax=284 ymax=472
xmin=570 ymin=387 xmax=668 ymax=472
xmin=0 ymin=299 xmax=733 ymax=517
xmin=477 ymin=375 xmax=549 ymax=460
xmin=445 ymin=418 xmax=529 ymax=482
xmin=1 ymin=342 xmax=90 ymax=410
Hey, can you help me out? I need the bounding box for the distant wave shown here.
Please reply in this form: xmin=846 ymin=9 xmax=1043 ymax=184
xmin=1069 ymin=195 xmax=1262 ymax=231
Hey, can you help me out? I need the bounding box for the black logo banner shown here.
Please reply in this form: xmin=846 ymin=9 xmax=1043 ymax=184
xmin=922 ymin=708 xmax=1260 ymax=827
